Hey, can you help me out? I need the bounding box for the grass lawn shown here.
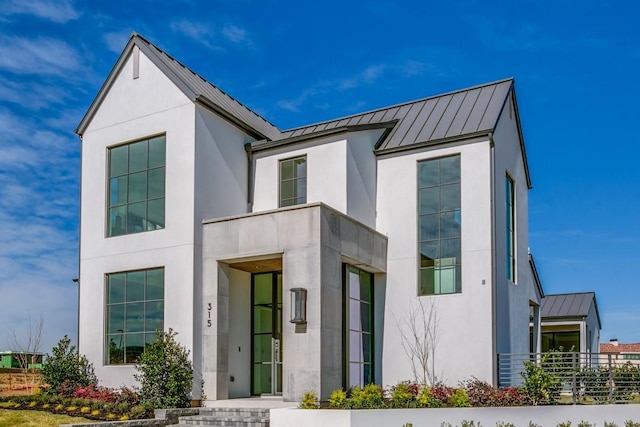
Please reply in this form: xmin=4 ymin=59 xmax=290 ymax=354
xmin=0 ymin=409 xmax=90 ymax=427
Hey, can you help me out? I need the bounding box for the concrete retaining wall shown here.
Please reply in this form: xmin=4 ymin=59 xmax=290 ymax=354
xmin=271 ymin=405 xmax=640 ymax=427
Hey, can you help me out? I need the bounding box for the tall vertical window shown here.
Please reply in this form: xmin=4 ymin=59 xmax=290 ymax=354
xmin=279 ymin=156 xmax=306 ymax=207
xmin=106 ymin=268 xmax=164 ymax=364
xmin=418 ymin=155 xmax=461 ymax=295
xmin=506 ymin=175 xmax=516 ymax=282
xmin=344 ymin=265 xmax=374 ymax=388
xmin=108 ymin=135 xmax=166 ymax=236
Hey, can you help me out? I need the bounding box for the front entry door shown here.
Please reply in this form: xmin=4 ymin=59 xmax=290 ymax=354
xmin=251 ymin=272 xmax=282 ymax=395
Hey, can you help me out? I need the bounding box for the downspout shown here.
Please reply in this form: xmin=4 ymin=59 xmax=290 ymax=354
xmin=76 ymin=135 xmax=83 ymax=350
xmin=489 ymin=132 xmax=498 ymax=387
xmin=244 ymin=143 xmax=254 ymax=212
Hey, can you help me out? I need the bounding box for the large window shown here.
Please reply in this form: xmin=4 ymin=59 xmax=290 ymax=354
xmin=108 ymin=135 xmax=166 ymax=237
xmin=541 ymin=331 xmax=579 ymax=352
xmin=418 ymin=155 xmax=461 ymax=295
xmin=506 ymin=175 xmax=516 ymax=282
xmin=105 ymin=268 xmax=164 ymax=364
xmin=279 ymin=156 xmax=306 ymax=207
xmin=344 ymin=265 xmax=374 ymax=388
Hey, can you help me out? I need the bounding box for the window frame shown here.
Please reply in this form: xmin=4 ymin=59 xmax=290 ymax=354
xmin=104 ymin=267 xmax=165 ymax=365
xmin=342 ymin=264 xmax=374 ymax=389
xmin=278 ymin=155 xmax=307 ymax=208
xmin=106 ymin=134 xmax=166 ymax=237
xmin=417 ymin=154 xmax=462 ymax=296
xmin=506 ymin=173 xmax=516 ymax=283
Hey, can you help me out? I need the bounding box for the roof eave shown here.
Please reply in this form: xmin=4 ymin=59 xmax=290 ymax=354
xmin=250 ymin=121 xmax=397 ymax=153
xmin=374 ymin=130 xmax=492 ymax=156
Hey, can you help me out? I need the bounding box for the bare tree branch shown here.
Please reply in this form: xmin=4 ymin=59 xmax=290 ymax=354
xmin=395 ymin=298 xmax=440 ymax=385
xmin=9 ymin=313 xmax=44 ymax=391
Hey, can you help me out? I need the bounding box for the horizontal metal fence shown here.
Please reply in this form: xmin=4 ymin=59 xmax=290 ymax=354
xmin=498 ymin=352 xmax=640 ymax=404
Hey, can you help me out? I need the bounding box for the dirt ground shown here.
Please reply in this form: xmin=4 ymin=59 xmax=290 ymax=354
xmin=0 ymin=370 xmax=42 ymax=397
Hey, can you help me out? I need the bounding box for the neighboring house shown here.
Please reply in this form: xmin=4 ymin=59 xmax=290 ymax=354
xmin=600 ymin=340 xmax=640 ymax=366
xmin=539 ymin=292 xmax=601 ymax=354
xmin=0 ymin=351 xmax=43 ymax=369
xmin=76 ymin=33 xmax=543 ymax=403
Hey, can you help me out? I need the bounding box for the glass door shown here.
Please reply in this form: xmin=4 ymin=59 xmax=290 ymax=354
xmin=251 ymin=272 xmax=282 ymax=395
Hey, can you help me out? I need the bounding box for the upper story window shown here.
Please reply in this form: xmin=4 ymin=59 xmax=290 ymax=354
xmin=418 ymin=155 xmax=461 ymax=295
xmin=506 ymin=175 xmax=516 ymax=282
xmin=105 ymin=267 xmax=164 ymax=364
xmin=108 ymin=135 xmax=165 ymax=237
xmin=279 ymin=156 xmax=306 ymax=207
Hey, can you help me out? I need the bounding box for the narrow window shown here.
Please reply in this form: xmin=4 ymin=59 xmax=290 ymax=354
xmin=105 ymin=268 xmax=164 ymax=364
xmin=107 ymin=135 xmax=166 ymax=236
xmin=279 ymin=156 xmax=306 ymax=207
xmin=418 ymin=155 xmax=461 ymax=295
xmin=343 ymin=265 xmax=374 ymax=388
xmin=506 ymin=175 xmax=516 ymax=282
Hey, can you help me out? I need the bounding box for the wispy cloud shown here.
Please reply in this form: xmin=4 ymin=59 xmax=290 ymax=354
xmin=0 ymin=0 xmax=80 ymax=23
xmin=103 ymin=31 xmax=131 ymax=54
xmin=171 ymin=19 xmax=223 ymax=51
xmin=276 ymin=61 xmax=427 ymax=113
xmin=221 ymin=24 xmax=249 ymax=44
xmin=171 ymin=20 xmax=253 ymax=51
xmin=0 ymin=35 xmax=81 ymax=76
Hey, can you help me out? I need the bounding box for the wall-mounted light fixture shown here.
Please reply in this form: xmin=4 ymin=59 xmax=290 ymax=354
xmin=290 ymin=288 xmax=307 ymax=324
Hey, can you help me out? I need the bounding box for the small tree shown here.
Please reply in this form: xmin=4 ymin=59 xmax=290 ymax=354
xmin=41 ymin=335 xmax=96 ymax=394
xmin=396 ymin=298 xmax=441 ymax=385
xmin=135 ymin=329 xmax=193 ymax=408
xmin=9 ymin=313 xmax=44 ymax=390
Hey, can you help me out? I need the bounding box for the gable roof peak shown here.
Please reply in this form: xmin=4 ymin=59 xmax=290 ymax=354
xmin=76 ymin=32 xmax=281 ymax=140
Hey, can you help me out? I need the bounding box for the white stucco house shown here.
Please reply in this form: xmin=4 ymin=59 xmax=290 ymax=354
xmin=75 ymin=33 xmax=546 ymax=403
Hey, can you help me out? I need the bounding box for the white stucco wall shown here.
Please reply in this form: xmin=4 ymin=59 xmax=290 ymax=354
xmin=345 ymin=131 xmax=381 ymax=228
xmin=79 ymin=47 xmax=258 ymax=393
xmin=79 ymin=49 xmax=198 ymax=388
xmin=492 ymin=93 xmax=537 ymax=361
xmin=376 ymin=140 xmax=495 ymax=386
xmin=252 ymin=136 xmax=347 ymax=214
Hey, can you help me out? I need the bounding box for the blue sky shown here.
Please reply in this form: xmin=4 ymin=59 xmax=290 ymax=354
xmin=0 ymin=0 xmax=638 ymax=354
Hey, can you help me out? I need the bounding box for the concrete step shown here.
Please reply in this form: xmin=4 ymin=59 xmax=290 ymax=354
xmin=178 ymin=407 xmax=270 ymax=427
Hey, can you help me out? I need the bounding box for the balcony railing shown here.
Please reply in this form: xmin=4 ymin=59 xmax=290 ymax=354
xmin=498 ymin=352 xmax=640 ymax=404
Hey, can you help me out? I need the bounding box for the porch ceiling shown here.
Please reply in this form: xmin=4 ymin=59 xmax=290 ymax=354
xmin=229 ymin=258 xmax=283 ymax=273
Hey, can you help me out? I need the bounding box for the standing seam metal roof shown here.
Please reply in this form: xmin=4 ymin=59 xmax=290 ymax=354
xmin=541 ymin=292 xmax=598 ymax=321
xmin=77 ymin=34 xmax=530 ymax=188
xmin=277 ymin=79 xmax=514 ymax=151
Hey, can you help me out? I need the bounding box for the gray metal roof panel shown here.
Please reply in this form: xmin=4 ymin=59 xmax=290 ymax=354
xmin=541 ymin=293 xmax=596 ymax=319
xmin=446 ymin=88 xmax=481 ymax=138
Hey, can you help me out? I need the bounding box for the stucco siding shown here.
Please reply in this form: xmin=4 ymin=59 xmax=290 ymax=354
xmin=79 ymin=49 xmax=198 ymax=389
xmin=492 ymin=93 xmax=536 ymax=360
xmin=252 ymin=136 xmax=347 ymax=214
xmin=376 ymin=141 xmax=494 ymax=386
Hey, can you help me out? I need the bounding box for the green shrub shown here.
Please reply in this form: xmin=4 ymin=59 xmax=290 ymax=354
xmin=389 ymin=382 xmax=417 ymax=408
xmin=577 ymin=422 xmax=593 ymax=427
xmin=625 ymin=422 xmax=640 ymax=427
xmin=134 ymin=329 xmax=194 ymax=409
xmin=496 ymin=422 xmax=515 ymax=427
xmin=604 ymin=422 xmax=618 ymax=427
xmin=556 ymin=422 xmax=571 ymax=427
xmin=416 ymin=386 xmax=441 ymax=408
xmin=348 ymin=384 xmax=384 ymax=409
xmin=449 ymin=388 xmax=471 ymax=407
xmin=41 ymin=335 xmax=97 ymax=394
xmin=328 ymin=389 xmax=347 ymax=408
xmin=461 ymin=421 xmax=481 ymax=427
xmin=299 ymin=391 xmax=320 ymax=409
xmin=521 ymin=354 xmax=561 ymax=405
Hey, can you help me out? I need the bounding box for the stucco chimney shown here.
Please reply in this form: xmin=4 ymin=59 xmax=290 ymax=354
xmin=610 ymin=338 xmax=619 ymax=346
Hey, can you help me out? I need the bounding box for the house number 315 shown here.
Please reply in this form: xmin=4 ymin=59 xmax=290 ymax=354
xmin=206 ymin=303 xmax=212 ymax=327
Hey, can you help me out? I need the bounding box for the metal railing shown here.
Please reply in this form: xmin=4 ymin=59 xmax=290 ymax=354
xmin=498 ymin=352 xmax=640 ymax=404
